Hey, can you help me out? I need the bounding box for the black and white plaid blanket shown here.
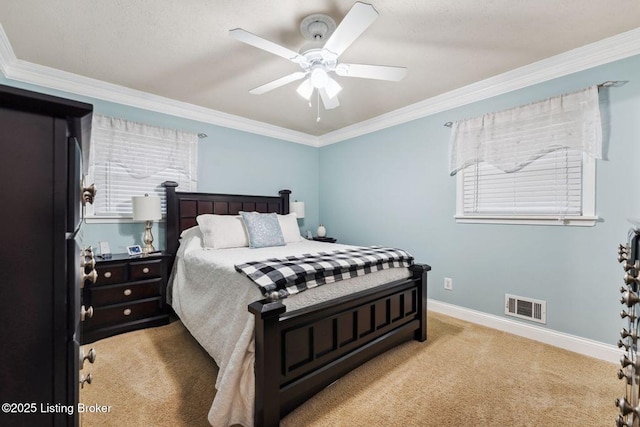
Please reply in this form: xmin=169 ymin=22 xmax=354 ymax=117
xmin=234 ymin=246 xmax=414 ymax=298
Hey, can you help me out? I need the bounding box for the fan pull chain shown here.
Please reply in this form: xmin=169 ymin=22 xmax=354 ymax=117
xmin=316 ymin=90 xmax=321 ymax=122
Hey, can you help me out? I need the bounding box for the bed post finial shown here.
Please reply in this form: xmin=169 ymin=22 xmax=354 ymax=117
xmin=279 ymin=189 xmax=291 ymax=214
xmin=162 ymin=181 xmax=179 ymax=202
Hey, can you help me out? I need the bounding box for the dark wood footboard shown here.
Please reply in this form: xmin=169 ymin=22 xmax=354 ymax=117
xmin=249 ymin=263 xmax=431 ymax=427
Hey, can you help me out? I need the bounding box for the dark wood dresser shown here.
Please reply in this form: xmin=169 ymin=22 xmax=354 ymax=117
xmin=82 ymin=253 xmax=171 ymax=344
xmin=0 ymin=84 xmax=94 ymax=426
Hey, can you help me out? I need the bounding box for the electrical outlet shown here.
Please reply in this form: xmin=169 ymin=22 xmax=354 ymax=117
xmin=444 ymin=277 xmax=453 ymax=290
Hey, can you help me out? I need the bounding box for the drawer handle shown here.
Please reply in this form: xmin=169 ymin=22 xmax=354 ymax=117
xmin=123 ymin=308 xmax=132 ymax=316
xmin=82 ymin=183 xmax=97 ymax=206
xmin=79 ymin=373 xmax=93 ymax=389
xmin=104 ymin=271 xmax=112 ymax=278
xmin=142 ymin=267 xmax=150 ymax=274
xmin=82 ymin=269 xmax=97 ymax=285
xmin=79 ymin=348 xmax=97 ymax=369
xmin=80 ymin=256 xmax=95 ymax=269
xmin=80 ymin=305 xmax=94 ymax=321
xmin=123 ymin=289 xmax=132 ymax=296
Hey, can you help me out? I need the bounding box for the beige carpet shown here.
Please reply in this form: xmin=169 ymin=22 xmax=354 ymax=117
xmin=80 ymin=312 xmax=620 ymax=426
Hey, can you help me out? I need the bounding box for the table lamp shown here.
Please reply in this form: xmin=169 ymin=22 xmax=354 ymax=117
xmin=132 ymin=194 xmax=162 ymax=255
xmin=290 ymin=200 xmax=305 ymax=219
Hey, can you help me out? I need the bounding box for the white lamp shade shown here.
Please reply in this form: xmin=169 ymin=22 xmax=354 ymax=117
xmin=132 ymin=195 xmax=162 ymax=221
xmin=290 ymin=201 xmax=305 ymax=219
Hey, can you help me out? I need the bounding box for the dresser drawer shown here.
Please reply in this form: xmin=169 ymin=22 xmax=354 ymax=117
xmin=89 ymin=278 xmax=162 ymax=306
xmin=95 ymin=263 xmax=127 ymax=285
xmin=130 ymin=259 xmax=162 ymax=280
xmin=84 ymin=297 xmax=162 ymax=329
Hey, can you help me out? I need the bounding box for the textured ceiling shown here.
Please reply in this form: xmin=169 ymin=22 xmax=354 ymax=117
xmin=0 ymin=0 xmax=639 ymax=136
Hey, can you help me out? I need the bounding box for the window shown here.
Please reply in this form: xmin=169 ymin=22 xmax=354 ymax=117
xmin=449 ymin=86 xmax=601 ymax=226
xmin=456 ymin=150 xmax=596 ymax=225
xmin=86 ymin=114 xmax=198 ymax=219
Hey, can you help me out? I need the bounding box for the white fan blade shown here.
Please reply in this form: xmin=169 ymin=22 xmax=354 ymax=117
xmin=249 ymin=72 xmax=308 ymax=95
xmin=230 ymin=28 xmax=308 ymax=65
xmin=335 ymin=63 xmax=407 ymax=81
xmin=323 ymin=2 xmax=378 ymax=58
xmin=319 ymin=88 xmax=340 ymax=110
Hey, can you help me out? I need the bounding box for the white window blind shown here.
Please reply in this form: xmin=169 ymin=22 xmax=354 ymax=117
xmin=461 ymin=149 xmax=583 ymax=216
xmin=450 ymin=86 xmax=600 ymax=225
xmin=87 ymin=114 xmax=198 ymax=217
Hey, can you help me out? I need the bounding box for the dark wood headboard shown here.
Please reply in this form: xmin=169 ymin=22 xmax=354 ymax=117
xmin=162 ymin=181 xmax=291 ymax=256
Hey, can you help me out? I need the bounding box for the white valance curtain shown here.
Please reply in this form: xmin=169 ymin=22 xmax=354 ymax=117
xmin=88 ymin=114 xmax=198 ymax=216
xmin=448 ymin=85 xmax=602 ymax=176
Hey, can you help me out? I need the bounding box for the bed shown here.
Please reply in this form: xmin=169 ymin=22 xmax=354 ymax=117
xmin=162 ymin=181 xmax=431 ymax=427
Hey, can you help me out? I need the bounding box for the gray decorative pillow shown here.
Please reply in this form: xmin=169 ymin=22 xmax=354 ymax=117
xmin=239 ymin=211 xmax=286 ymax=248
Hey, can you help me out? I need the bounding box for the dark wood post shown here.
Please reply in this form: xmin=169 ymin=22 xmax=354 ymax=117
xmin=410 ymin=263 xmax=431 ymax=342
xmin=162 ymin=181 xmax=179 ymax=257
xmin=248 ymin=299 xmax=286 ymax=427
xmin=279 ymin=189 xmax=291 ymax=214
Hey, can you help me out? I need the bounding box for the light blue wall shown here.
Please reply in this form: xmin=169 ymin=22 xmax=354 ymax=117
xmin=0 ymin=76 xmax=319 ymax=255
xmin=4 ymin=53 xmax=639 ymax=344
xmin=318 ymin=54 xmax=640 ymax=344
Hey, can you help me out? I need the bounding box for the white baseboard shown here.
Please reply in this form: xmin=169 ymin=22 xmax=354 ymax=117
xmin=428 ymin=299 xmax=619 ymax=364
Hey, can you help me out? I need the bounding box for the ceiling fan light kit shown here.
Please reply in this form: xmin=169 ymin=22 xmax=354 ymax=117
xmin=323 ymin=77 xmax=342 ymax=99
xmin=296 ymin=79 xmax=314 ymax=100
xmin=229 ymin=1 xmax=407 ymax=115
xmin=310 ymin=67 xmax=329 ymax=88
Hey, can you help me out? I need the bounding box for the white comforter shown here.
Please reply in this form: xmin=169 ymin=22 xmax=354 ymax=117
xmin=169 ymin=230 xmax=410 ymax=427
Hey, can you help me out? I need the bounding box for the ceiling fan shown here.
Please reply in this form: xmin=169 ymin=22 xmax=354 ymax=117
xmin=229 ymin=2 xmax=407 ymax=111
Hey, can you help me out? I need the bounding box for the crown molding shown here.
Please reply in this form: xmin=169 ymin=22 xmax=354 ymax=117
xmin=0 ymin=24 xmax=320 ymax=147
xmin=0 ymin=23 xmax=16 ymax=76
xmin=318 ymin=27 xmax=640 ymax=146
xmin=0 ymin=22 xmax=638 ymax=148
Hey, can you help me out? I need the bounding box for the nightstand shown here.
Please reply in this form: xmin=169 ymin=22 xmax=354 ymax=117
xmin=313 ymin=236 xmax=337 ymax=243
xmin=81 ymin=253 xmax=171 ymax=344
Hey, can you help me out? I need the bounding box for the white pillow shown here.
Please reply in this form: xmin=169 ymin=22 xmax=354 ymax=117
xmin=177 ymin=226 xmax=203 ymax=255
xmin=196 ymin=214 xmax=249 ymax=249
xmin=179 ymin=225 xmax=202 ymax=241
xmin=278 ymin=213 xmax=303 ymax=243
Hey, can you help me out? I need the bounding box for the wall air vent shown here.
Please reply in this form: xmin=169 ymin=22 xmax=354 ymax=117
xmin=505 ymin=294 xmax=547 ymax=324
